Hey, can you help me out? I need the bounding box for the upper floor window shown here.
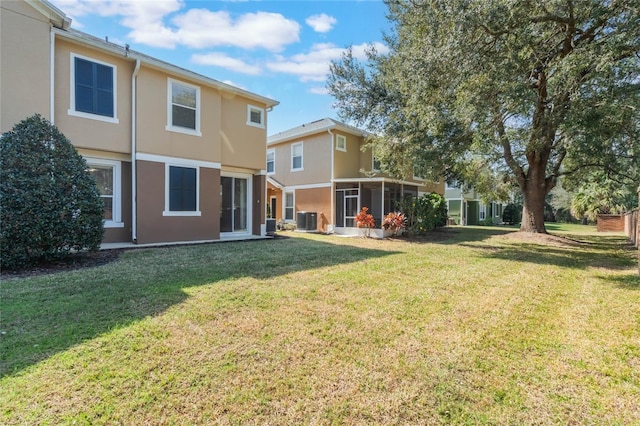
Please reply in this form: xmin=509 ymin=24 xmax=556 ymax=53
xmin=336 ymin=134 xmax=347 ymax=152
xmin=247 ymin=105 xmax=265 ymax=128
xmin=267 ymin=149 xmax=275 ymax=174
xmin=69 ymin=54 xmax=118 ymax=123
xmin=291 ymin=142 xmax=303 ymax=171
xmin=166 ymin=78 xmax=201 ymax=136
xmin=446 ymin=180 xmax=459 ymax=189
xmin=372 ymin=151 xmax=381 ymax=172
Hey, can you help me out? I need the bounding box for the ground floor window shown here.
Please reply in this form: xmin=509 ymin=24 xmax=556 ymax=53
xmin=284 ymin=191 xmax=294 ymax=221
xmin=169 ymin=166 xmax=197 ymax=212
xmin=86 ymin=158 xmax=122 ymax=227
xmin=220 ymin=175 xmax=250 ymax=233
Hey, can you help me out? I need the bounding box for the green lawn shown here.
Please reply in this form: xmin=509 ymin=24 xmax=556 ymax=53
xmin=1 ymin=225 xmax=639 ymax=424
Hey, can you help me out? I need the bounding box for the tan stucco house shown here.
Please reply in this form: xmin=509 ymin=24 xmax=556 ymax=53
xmin=1 ymin=0 xmax=278 ymax=245
xmin=266 ymin=118 xmax=444 ymax=235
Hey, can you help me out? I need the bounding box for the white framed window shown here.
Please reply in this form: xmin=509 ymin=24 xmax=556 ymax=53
xmin=86 ymin=158 xmax=123 ymax=228
xmin=267 ymin=149 xmax=275 ymax=174
xmin=291 ymin=142 xmax=303 ymax=171
xmin=69 ymin=53 xmax=118 ymax=124
xmin=163 ymin=163 xmax=201 ymax=216
xmin=284 ymin=191 xmax=295 ymax=221
xmin=446 ymin=180 xmax=459 ymax=190
xmin=479 ymin=204 xmax=487 ymax=220
xmin=372 ymin=151 xmax=381 ymax=172
xmin=336 ymin=134 xmax=347 ymax=152
xmin=166 ymin=78 xmax=201 ymax=136
xmin=246 ymin=104 xmax=265 ymax=128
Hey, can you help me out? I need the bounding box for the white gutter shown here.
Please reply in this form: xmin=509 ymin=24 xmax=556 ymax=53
xmin=328 ymin=129 xmax=335 ymax=233
xmin=131 ymin=59 xmax=141 ymax=242
xmin=50 ymin=27 xmax=55 ymax=123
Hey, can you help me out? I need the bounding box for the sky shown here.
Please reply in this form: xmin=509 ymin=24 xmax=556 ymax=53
xmin=49 ymin=0 xmax=392 ymax=136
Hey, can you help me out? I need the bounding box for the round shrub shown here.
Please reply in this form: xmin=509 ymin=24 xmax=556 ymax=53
xmin=502 ymin=203 xmax=522 ymax=225
xmin=0 ymin=114 xmax=104 ymax=269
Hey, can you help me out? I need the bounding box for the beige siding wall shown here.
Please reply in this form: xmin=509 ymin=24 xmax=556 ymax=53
xmin=334 ymin=132 xmax=364 ymax=179
xmin=295 ymin=187 xmax=332 ymax=232
xmin=53 ymin=38 xmax=133 ymax=153
xmin=0 ymin=1 xmax=51 ymax=132
xmin=221 ymin=95 xmax=268 ymax=170
xmin=270 ymin=133 xmax=332 ymax=185
xmin=136 ymin=67 xmax=222 ymax=162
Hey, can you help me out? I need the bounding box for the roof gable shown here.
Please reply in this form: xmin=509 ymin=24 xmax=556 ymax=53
xmin=268 ymin=118 xmax=368 ymax=145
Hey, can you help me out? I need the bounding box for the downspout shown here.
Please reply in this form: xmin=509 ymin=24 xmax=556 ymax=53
xmin=50 ymin=26 xmax=55 ymax=123
xmin=131 ymin=59 xmax=141 ymax=242
xmin=327 ymin=129 xmax=335 ymax=233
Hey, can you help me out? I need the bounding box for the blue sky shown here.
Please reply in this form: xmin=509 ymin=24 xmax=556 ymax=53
xmin=50 ymin=0 xmax=392 ymax=135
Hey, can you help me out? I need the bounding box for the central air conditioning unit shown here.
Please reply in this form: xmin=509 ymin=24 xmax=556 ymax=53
xmin=295 ymin=211 xmax=318 ymax=232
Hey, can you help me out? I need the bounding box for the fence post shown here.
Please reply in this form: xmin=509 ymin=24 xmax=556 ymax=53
xmin=637 ymin=186 xmax=639 ymax=276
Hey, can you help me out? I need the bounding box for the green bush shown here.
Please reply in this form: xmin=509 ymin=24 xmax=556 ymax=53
xmin=399 ymin=193 xmax=448 ymax=235
xmin=502 ymin=203 xmax=522 ymax=225
xmin=0 ymin=114 xmax=104 ymax=269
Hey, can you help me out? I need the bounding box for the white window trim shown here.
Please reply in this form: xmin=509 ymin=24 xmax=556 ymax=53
xmin=479 ymin=204 xmax=487 ymax=220
xmin=165 ymin=78 xmax=202 ymax=137
xmin=446 ymin=180 xmax=459 ymax=190
xmin=69 ymin=53 xmax=119 ymax=124
xmin=85 ymin=157 xmax=124 ymax=228
xmin=246 ymin=104 xmax=265 ymax=128
xmin=267 ymin=148 xmax=275 ymax=175
xmin=291 ymin=141 xmax=304 ymax=172
xmin=336 ymin=134 xmax=347 ymax=152
xmin=163 ymin=162 xmax=201 ymax=217
xmin=284 ymin=190 xmax=295 ymax=222
xmin=372 ymin=151 xmax=380 ymax=172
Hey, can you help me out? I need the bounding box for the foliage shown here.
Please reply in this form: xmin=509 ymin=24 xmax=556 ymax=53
xmin=0 ymin=114 xmax=104 ymax=269
xmin=355 ymin=207 xmax=376 ymax=237
xmin=382 ymin=211 xmax=406 ymax=236
xmin=328 ymin=0 xmax=640 ymax=233
xmin=399 ymin=193 xmax=448 ymax=235
xmin=571 ymin=178 xmax=638 ymax=222
xmin=502 ymin=204 xmax=522 ymax=225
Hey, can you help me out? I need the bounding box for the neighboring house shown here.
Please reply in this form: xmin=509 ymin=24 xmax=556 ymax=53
xmin=1 ymin=0 xmax=278 ymax=245
xmin=266 ymin=118 xmax=444 ymax=235
xmin=445 ymin=182 xmax=506 ymax=225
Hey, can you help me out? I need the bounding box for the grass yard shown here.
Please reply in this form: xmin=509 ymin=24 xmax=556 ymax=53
xmin=1 ymin=225 xmax=639 ymax=424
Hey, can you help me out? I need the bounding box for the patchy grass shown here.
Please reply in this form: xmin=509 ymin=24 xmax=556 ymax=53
xmin=1 ymin=225 xmax=639 ymax=424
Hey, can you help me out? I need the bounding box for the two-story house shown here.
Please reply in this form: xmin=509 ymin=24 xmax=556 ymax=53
xmin=1 ymin=0 xmax=278 ymax=245
xmin=445 ymin=182 xmax=506 ymax=225
xmin=266 ymin=118 xmax=444 ymax=235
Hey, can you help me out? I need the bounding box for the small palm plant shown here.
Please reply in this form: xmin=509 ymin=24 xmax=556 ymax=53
xmin=382 ymin=212 xmax=406 ymax=237
xmin=355 ymin=207 xmax=376 ymax=238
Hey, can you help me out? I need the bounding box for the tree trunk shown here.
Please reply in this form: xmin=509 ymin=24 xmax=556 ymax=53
xmin=518 ymin=158 xmax=550 ymax=233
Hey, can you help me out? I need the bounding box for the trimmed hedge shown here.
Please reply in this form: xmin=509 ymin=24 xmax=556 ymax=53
xmin=1 ymin=115 xmax=104 ymax=269
xmin=399 ymin=193 xmax=448 ymax=235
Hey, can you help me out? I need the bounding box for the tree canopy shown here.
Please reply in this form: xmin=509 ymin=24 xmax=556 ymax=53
xmin=328 ymin=0 xmax=640 ymax=232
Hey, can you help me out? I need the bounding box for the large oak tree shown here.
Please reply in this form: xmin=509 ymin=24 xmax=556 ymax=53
xmin=328 ymin=0 xmax=640 ymax=233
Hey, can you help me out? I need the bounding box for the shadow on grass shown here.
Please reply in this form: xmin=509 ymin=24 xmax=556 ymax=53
xmin=398 ymin=225 xmax=518 ymax=245
xmin=466 ymin=233 xmax=638 ymax=271
xmin=602 ymin=273 xmax=640 ymax=289
xmin=0 ymin=236 xmax=397 ymax=378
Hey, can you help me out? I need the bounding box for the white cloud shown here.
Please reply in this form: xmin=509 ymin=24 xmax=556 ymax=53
xmin=191 ymin=52 xmax=261 ymax=75
xmin=305 ymin=13 xmax=337 ymax=33
xmin=266 ymin=42 xmax=389 ymax=82
xmin=173 ymin=10 xmax=300 ymax=51
xmin=50 ymin=0 xmax=300 ymax=51
xmin=309 ymin=87 xmax=329 ymax=95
